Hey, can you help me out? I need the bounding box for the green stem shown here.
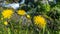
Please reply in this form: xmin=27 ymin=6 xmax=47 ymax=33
xmin=26 ymin=29 xmax=28 ymax=34
xmin=8 ymin=28 xmax=11 ymax=34
xmin=43 ymin=26 xmax=46 ymax=34
xmin=39 ymin=31 xmax=41 ymax=34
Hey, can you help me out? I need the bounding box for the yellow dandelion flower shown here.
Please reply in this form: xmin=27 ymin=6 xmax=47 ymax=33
xmin=17 ymin=10 xmax=26 ymax=16
xmin=33 ymin=15 xmax=46 ymax=28
xmin=2 ymin=9 xmax=13 ymax=19
xmin=4 ymin=21 xmax=8 ymax=25
xmin=26 ymin=15 xmax=30 ymax=19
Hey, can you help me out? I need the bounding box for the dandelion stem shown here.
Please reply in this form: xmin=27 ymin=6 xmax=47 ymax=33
xmin=26 ymin=29 xmax=28 ymax=34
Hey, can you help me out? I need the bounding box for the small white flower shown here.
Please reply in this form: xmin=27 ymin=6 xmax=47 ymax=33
xmin=2 ymin=0 xmax=25 ymax=9
xmin=8 ymin=3 xmax=19 ymax=9
xmin=48 ymin=0 xmax=53 ymax=1
xmin=19 ymin=0 xmax=25 ymax=4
